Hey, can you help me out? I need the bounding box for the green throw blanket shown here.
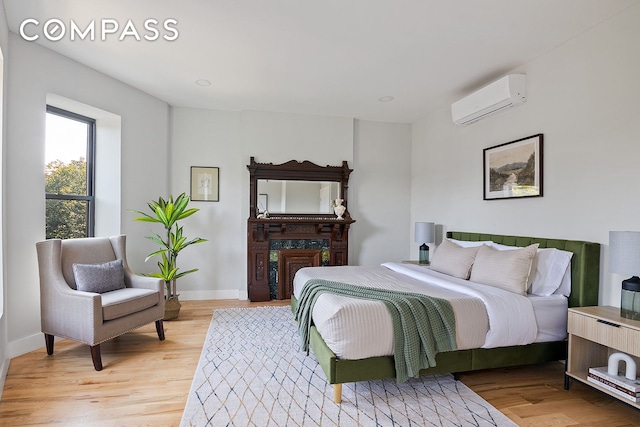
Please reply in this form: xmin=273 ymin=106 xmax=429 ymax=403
xmin=294 ymin=279 xmax=457 ymax=383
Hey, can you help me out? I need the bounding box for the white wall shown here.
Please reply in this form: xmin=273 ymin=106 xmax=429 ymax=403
xmin=168 ymin=107 xmax=243 ymax=300
xmin=411 ymin=5 xmax=640 ymax=306
xmin=4 ymin=34 xmax=169 ymax=358
xmin=352 ymin=120 xmax=412 ymax=265
xmin=170 ymin=108 xmax=363 ymax=299
xmin=0 ymin=2 xmax=10 ymax=399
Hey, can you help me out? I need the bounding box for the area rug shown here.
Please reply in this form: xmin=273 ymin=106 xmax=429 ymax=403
xmin=181 ymin=306 xmax=517 ymax=427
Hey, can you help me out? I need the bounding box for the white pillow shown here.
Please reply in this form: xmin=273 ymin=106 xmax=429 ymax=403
xmin=448 ymin=238 xmax=494 ymax=248
xmin=430 ymin=239 xmax=482 ymax=279
xmin=470 ymin=244 xmax=539 ymax=295
xmin=553 ymin=261 xmax=573 ymax=297
xmin=489 ymin=242 xmax=520 ymax=250
xmin=530 ymin=248 xmax=573 ymax=296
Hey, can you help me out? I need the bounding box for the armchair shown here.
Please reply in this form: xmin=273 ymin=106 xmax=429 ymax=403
xmin=36 ymin=235 xmax=165 ymax=371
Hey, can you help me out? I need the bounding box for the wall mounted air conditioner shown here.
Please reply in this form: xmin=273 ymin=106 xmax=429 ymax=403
xmin=451 ymin=74 xmax=526 ymax=126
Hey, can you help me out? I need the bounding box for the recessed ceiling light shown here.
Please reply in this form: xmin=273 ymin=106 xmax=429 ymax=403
xmin=195 ymin=79 xmax=212 ymax=87
xmin=378 ymin=96 xmax=394 ymax=102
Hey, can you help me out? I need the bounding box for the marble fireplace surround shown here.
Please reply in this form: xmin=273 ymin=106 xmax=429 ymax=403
xmin=269 ymin=238 xmax=330 ymax=300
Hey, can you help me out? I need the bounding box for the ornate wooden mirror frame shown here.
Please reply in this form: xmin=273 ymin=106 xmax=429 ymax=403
xmin=247 ymin=157 xmax=353 ymax=220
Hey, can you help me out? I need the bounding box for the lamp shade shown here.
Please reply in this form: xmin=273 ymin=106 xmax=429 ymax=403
xmin=609 ymin=231 xmax=640 ymax=276
xmin=414 ymin=222 xmax=435 ymax=244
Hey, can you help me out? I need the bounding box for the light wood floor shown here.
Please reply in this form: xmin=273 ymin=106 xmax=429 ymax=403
xmin=1 ymin=300 xmax=639 ymax=426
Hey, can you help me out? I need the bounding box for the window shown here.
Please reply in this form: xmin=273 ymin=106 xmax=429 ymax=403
xmin=45 ymin=106 xmax=96 ymax=239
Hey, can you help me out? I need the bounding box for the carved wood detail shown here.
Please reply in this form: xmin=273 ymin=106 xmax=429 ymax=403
xmin=247 ymin=218 xmax=353 ymax=301
xmin=277 ymin=249 xmax=322 ymax=300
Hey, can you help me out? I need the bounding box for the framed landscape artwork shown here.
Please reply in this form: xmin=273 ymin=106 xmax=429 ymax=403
xmin=483 ymin=134 xmax=543 ymax=200
xmin=190 ymin=166 xmax=219 ymax=202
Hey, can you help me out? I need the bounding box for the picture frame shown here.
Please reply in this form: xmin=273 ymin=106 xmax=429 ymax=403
xmin=483 ymin=134 xmax=543 ymax=200
xmin=190 ymin=166 xmax=219 ymax=202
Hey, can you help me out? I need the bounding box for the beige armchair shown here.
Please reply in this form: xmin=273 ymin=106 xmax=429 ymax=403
xmin=36 ymin=235 xmax=165 ymax=371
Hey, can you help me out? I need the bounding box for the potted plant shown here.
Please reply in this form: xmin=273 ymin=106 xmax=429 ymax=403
xmin=131 ymin=193 xmax=207 ymax=320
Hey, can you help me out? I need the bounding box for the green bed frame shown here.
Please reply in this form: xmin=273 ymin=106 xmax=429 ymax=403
xmin=291 ymin=231 xmax=601 ymax=403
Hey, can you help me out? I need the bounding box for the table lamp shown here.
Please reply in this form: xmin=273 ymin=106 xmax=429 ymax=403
xmin=609 ymin=231 xmax=640 ymax=320
xmin=415 ymin=222 xmax=435 ymax=264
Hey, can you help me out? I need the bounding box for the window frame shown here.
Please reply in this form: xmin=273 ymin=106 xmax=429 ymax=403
xmin=45 ymin=105 xmax=97 ymax=237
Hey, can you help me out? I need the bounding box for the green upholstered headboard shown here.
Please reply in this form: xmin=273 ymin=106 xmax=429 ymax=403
xmin=446 ymin=231 xmax=600 ymax=308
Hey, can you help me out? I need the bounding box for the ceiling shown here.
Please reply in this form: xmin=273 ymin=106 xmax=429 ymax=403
xmin=3 ymin=0 xmax=638 ymax=123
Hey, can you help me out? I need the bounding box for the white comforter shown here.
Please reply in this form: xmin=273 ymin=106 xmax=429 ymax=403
xmin=293 ymin=262 xmax=539 ymax=360
xmin=383 ymin=262 xmax=538 ymax=348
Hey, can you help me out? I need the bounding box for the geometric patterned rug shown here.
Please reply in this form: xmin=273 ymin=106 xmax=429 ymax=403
xmin=180 ymin=306 xmax=517 ymax=427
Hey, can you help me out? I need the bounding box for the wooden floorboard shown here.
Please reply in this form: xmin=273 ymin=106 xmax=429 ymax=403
xmin=461 ymin=362 xmax=640 ymax=426
xmin=1 ymin=300 xmax=639 ymax=426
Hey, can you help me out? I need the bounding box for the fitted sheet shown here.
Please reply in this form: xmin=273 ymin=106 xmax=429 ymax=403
xmin=294 ymin=263 xmax=566 ymax=360
xmin=529 ymin=294 xmax=568 ymax=342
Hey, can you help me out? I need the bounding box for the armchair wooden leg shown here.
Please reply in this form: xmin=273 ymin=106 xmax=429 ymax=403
xmin=90 ymin=345 xmax=103 ymax=371
xmin=44 ymin=334 xmax=54 ymax=355
xmin=156 ymin=320 xmax=165 ymax=341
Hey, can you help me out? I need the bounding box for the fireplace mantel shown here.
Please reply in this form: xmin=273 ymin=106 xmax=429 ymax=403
xmin=246 ymin=158 xmax=355 ymax=301
xmin=247 ymin=216 xmax=354 ymax=301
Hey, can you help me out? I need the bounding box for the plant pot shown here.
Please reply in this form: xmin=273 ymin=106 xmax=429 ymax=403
xmin=164 ymin=296 xmax=182 ymax=320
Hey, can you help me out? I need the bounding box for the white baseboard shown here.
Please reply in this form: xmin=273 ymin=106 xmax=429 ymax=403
xmin=0 ymin=355 xmax=8 ymax=401
xmin=8 ymin=332 xmax=45 ymax=359
xmin=179 ymin=289 xmax=240 ymax=300
xmin=2 ymin=337 xmax=44 ymax=402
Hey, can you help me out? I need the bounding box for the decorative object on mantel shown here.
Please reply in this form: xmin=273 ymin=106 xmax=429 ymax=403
xmin=414 ymin=222 xmax=435 ymax=264
xmin=609 ymin=231 xmax=640 ymax=320
xmin=332 ymin=198 xmax=346 ymax=220
xmin=258 ymin=193 xmax=268 ymax=213
xmin=131 ymin=193 xmax=207 ymax=320
xmin=483 ymin=133 xmax=543 ymax=200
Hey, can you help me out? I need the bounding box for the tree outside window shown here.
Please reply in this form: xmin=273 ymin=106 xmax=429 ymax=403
xmin=45 ymin=106 xmax=95 ymax=239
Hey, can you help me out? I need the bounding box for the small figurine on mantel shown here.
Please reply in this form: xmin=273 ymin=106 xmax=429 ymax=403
xmin=332 ymin=198 xmax=346 ymax=220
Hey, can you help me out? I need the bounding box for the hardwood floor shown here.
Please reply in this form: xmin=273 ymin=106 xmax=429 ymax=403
xmin=1 ymin=300 xmax=639 ymax=426
xmin=461 ymin=363 xmax=640 ymax=426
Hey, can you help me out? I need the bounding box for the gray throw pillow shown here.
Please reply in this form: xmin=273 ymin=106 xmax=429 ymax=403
xmin=73 ymin=259 xmax=126 ymax=293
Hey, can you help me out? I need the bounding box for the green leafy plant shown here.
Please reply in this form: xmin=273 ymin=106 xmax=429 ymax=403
xmin=45 ymin=159 xmax=88 ymax=239
xmin=131 ymin=193 xmax=207 ymax=298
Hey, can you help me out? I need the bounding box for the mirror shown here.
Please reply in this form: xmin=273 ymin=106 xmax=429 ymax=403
xmin=247 ymin=157 xmax=352 ymax=219
xmin=257 ymin=180 xmax=340 ymax=214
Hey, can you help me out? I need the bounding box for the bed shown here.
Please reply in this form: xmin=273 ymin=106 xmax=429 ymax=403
xmin=291 ymin=231 xmax=601 ymax=403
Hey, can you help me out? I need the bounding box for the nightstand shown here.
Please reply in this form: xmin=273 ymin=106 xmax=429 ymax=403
xmin=566 ymin=306 xmax=640 ymax=408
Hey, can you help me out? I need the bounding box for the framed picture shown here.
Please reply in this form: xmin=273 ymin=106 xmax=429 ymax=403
xmin=190 ymin=166 xmax=219 ymax=202
xmin=483 ymin=134 xmax=543 ymax=200
xmin=258 ymin=193 xmax=268 ymax=213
